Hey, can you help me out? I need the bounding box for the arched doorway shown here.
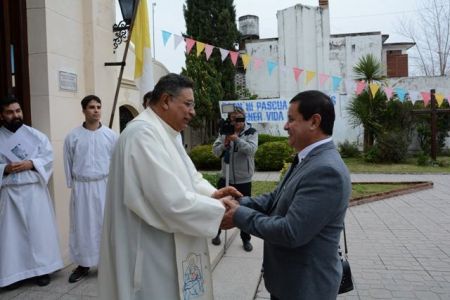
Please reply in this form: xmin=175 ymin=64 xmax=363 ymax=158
xmin=119 ymin=104 xmax=138 ymax=132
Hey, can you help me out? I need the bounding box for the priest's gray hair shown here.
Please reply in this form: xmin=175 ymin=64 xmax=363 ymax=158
xmin=148 ymin=73 xmax=194 ymax=105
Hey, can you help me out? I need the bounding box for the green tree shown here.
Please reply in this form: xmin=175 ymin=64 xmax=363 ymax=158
xmin=347 ymin=54 xmax=386 ymax=152
xmin=182 ymin=55 xmax=222 ymax=142
xmin=183 ymin=0 xmax=240 ymax=143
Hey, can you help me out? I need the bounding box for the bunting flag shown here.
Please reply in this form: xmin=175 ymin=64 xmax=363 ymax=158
xmin=174 ymin=34 xmax=183 ymax=50
xmin=369 ymin=83 xmax=380 ymax=98
xmin=421 ymin=91 xmax=431 ymax=106
xmin=319 ymin=74 xmax=330 ymax=87
xmin=345 ymin=79 xmax=356 ymax=94
xmin=383 ymin=87 xmax=393 ymax=99
xmin=305 ymin=71 xmax=316 ymax=85
xmin=131 ymin=0 xmax=154 ymax=100
xmin=161 ymin=30 xmax=450 ymax=102
xmin=219 ymin=48 xmax=229 ymax=62
xmin=436 ymin=93 xmax=445 ymax=107
xmin=355 ymin=81 xmax=366 ymax=95
xmin=280 ymin=65 xmax=288 ymax=76
xmin=267 ymin=61 xmax=278 ymax=76
xmin=241 ymin=54 xmax=251 ymax=70
xmin=196 ymin=41 xmax=205 ymax=57
xmin=204 ymin=44 xmax=214 ymax=60
xmin=229 ymin=51 xmax=239 ymax=66
xmin=185 ymin=38 xmax=196 ymax=54
xmin=162 ymin=30 xmax=172 ymax=46
xmin=408 ymin=91 xmax=420 ymax=104
xmin=331 ymin=76 xmax=342 ymax=92
xmin=253 ymin=58 xmax=264 ymax=70
xmin=293 ymin=67 xmax=303 ymax=82
xmin=395 ymin=87 xmax=406 ymax=101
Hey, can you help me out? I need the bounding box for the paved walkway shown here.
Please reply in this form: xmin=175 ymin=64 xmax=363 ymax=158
xmin=1 ymin=173 xmax=450 ymax=299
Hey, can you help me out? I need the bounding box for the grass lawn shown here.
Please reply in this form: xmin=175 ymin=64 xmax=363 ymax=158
xmin=343 ymin=156 xmax=450 ymax=173
xmin=202 ymin=172 xmax=415 ymax=200
xmin=252 ymin=181 xmax=414 ymax=200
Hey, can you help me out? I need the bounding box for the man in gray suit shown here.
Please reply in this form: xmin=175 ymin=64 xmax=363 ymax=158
xmin=221 ymin=90 xmax=351 ymax=300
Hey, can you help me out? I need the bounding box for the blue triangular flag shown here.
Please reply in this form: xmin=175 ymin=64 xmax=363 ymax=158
xmin=267 ymin=61 xmax=278 ymax=76
xmin=162 ymin=30 xmax=172 ymax=46
xmin=395 ymin=87 xmax=406 ymax=102
xmin=332 ymin=76 xmax=342 ymax=92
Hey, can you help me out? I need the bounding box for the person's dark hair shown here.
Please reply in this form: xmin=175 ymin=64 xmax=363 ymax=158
xmin=81 ymin=95 xmax=101 ymax=110
xmin=143 ymin=91 xmax=152 ymax=108
xmin=0 ymin=95 xmax=21 ymax=113
xmin=149 ymin=73 xmax=194 ymax=105
xmin=290 ymin=90 xmax=335 ymax=135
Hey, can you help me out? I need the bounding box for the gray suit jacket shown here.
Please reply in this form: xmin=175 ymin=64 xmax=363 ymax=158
xmin=234 ymin=141 xmax=351 ymax=300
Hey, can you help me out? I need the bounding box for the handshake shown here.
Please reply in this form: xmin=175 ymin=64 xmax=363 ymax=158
xmin=211 ymin=186 xmax=243 ymax=230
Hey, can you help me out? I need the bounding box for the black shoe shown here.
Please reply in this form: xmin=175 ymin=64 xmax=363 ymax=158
xmin=243 ymin=241 xmax=253 ymax=252
xmin=35 ymin=274 xmax=51 ymax=286
xmin=68 ymin=266 xmax=90 ymax=283
xmin=211 ymin=235 xmax=221 ymax=245
xmin=3 ymin=280 xmax=23 ymax=290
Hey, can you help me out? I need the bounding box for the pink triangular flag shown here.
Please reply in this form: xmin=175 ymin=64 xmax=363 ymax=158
xmin=383 ymin=87 xmax=393 ymax=99
xmin=293 ymin=67 xmax=303 ymax=82
xmin=219 ymin=48 xmax=229 ymax=62
xmin=174 ymin=34 xmax=183 ymax=50
xmin=253 ymin=58 xmax=263 ymax=70
xmin=355 ymin=81 xmax=366 ymax=95
xmin=229 ymin=51 xmax=239 ymax=66
xmin=421 ymin=91 xmax=431 ymax=106
xmin=204 ymin=44 xmax=214 ymax=60
xmin=318 ymin=73 xmax=330 ymax=87
xmin=185 ymin=38 xmax=196 ymax=54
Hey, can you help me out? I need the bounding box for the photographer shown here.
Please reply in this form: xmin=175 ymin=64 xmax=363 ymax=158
xmin=212 ymin=107 xmax=258 ymax=251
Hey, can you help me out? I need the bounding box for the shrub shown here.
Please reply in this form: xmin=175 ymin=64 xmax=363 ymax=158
xmin=202 ymin=172 xmax=220 ymax=187
xmin=189 ymin=144 xmax=221 ymax=170
xmin=338 ymin=140 xmax=360 ymax=158
xmin=258 ymin=134 xmax=288 ymax=146
xmin=416 ymin=152 xmax=430 ymax=166
xmin=255 ymin=141 xmax=295 ymax=171
xmin=364 ymin=131 xmax=409 ymax=163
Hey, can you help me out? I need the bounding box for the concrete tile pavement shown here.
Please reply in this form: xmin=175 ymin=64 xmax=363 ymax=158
xmin=254 ymin=173 xmax=450 ymax=300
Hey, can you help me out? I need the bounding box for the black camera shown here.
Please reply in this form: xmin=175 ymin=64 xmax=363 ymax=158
xmin=218 ymin=118 xmax=235 ymax=135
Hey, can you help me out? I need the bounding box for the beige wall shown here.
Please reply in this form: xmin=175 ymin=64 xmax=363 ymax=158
xmin=27 ymin=0 xmax=117 ymax=264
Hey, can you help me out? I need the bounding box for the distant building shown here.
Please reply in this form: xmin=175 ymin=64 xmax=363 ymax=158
xmin=237 ymin=0 xmax=449 ymax=147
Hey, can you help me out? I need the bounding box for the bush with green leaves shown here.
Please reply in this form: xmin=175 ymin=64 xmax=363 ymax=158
xmin=202 ymin=172 xmax=220 ymax=187
xmin=255 ymin=141 xmax=295 ymax=171
xmin=258 ymin=134 xmax=288 ymax=146
xmin=189 ymin=144 xmax=221 ymax=170
xmin=413 ymin=100 xmax=450 ymax=154
xmin=364 ymin=131 xmax=409 ymax=163
xmin=338 ymin=140 xmax=360 ymax=158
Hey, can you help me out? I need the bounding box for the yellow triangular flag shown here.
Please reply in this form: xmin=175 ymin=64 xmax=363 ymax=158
xmin=369 ymin=83 xmax=380 ymax=98
xmin=435 ymin=93 xmax=445 ymax=107
xmin=305 ymin=71 xmax=316 ymax=85
xmin=131 ymin=0 xmax=154 ymax=99
xmin=196 ymin=42 xmax=205 ymax=57
xmin=241 ymin=54 xmax=251 ymax=70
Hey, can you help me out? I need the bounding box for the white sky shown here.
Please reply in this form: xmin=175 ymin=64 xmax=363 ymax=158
xmin=142 ymin=0 xmax=421 ymax=73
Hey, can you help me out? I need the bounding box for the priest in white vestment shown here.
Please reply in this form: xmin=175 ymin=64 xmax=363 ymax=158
xmin=0 ymin=98 xmax=63 ymax=289
xmin=63 ymin=95 xmax=118 ymax=283
xmin=99 ymin=74 xmax=242 ymax=300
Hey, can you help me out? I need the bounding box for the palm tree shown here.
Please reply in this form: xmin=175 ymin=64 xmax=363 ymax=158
xmin=347 ymin=54 xmax=386 ymax=152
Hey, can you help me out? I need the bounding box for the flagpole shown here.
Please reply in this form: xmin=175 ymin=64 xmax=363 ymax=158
xmin=108 ymin=0 xmax=141 ymax=128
